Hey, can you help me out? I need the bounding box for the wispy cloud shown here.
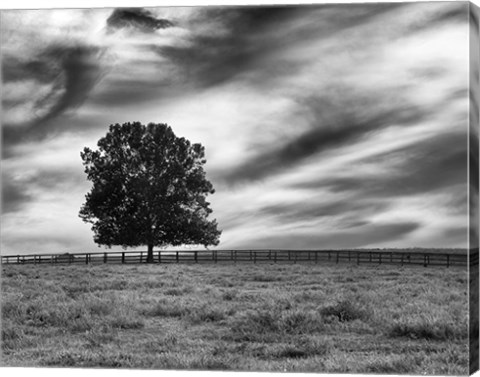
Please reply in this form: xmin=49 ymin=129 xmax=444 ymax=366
xmin=3 ymin=44 xmax=105 ymax=146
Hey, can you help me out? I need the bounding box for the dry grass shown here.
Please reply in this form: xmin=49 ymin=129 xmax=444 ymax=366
xmin=1 ymin=262 xmax=469 ymax=374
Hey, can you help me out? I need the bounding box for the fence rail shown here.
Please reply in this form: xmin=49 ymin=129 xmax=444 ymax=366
xmin=1 ymin=249 xmax=476 ymax=268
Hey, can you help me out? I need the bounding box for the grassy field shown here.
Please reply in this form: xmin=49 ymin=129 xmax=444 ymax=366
xmin=1 ymin=262 xmax=469 ymax=374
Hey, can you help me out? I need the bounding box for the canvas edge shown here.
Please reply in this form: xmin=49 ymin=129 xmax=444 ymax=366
xmin=470 ymin=1 xmax=480 ymax=375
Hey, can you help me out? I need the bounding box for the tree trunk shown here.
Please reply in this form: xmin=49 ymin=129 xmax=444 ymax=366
xmin=146 ymin=243 xmax=154 ymax=263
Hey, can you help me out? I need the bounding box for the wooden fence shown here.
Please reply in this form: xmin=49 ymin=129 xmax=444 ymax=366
xmin=1 ymin=249 xmax=476 ymax=268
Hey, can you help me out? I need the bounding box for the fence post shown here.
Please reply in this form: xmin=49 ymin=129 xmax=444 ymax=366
xmin=379 ymin=253 xmax=382 ymax=265
xmin=69 ymin=254 xmax=73 ymax=264
xmin=315 ymin=251 xmax=318 ymax=264
xmin=288 ymin=251 xmax=291 ymax=261
xmin=253 ymin=251 xmax=256 ymax=264
xmin=195 ymin=251 xmax=198 ymax=263
xmin=328 ymin=251 xmax=331 ymax=261
xmin=104 ymin=252 xmax=107 ymax=263
xmin=348 ymin=251 xmax=351 ymax=262
xmin=369 ymin=252 xmax=372 ymax=263
xmin=214 ymin=250 xmax=217 ymax=264
xmin=357 ymin=252 xmax=360 ymax=265
xmin=122 ymin=252 xmax=125 ymax=264
xmin=158 ymin=251 xmax=161 ymax=264
xmin=423 ymin=254 xmax=427 ymax=267
xmin=390 ymin=252 xmax=393 ymax=263
xmin=294 ymin=252 xmax=297 ymax=264
xmin=401 ymin=254 xmax=404 ymax=266
xmin=336 ymin=252 xmax=339 ymax=264
xmin=176 ymin=251 xmax=179 ymax=263
xmin=447 ymin=254 xmax=450 ymax=268
xmin=140 ymin=252 xmax=143 ymax=263
xmin=274 ymin=251 xmax=277 ymax=263
xmin=17 ymin=255 xmax=20 ymax=264
xmin=86 ymin=254 xmax=89 ymax=264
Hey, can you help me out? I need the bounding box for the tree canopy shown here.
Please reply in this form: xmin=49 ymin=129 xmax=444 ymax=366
xmin=79 ymin=122 xmax=221 ymax=261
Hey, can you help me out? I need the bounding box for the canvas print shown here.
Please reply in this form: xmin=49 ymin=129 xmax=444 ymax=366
xmin=1 ymin=1 xmax=479 ymax=375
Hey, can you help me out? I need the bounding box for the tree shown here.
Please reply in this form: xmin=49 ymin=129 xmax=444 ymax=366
xmin=79 ymin=122 xmax=221 ymax=262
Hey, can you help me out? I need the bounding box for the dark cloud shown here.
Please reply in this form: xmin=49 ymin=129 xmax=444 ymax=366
xmin=92 ymin=7 xmax=302 ymax=106
xmin=220 ymin=99 xmax=424 ymax=185
xmin=157 ymin=4 xmax=402 ymax=89
xmin=27 ymin=169 xmax=86 ymax=190
xmin=1 ymin=168 xmax=86 ymax=215
xmin=156 ymin=28 xmax=262 ymax=88
xmin=1 ymin=178 xmax=32 ymax=214
xmin=234 ymin=222 xmax=420 ymax=250
xmin=2 ymin=44 xmax=105 ymax=152
xmin=2 ymin=55 xmax=58 ymax=84
xmin=38 ymin=46 xmax=104 ymax=123
xmin=326 ymin=132 xmax=466 ymax=197
xmin=424 ymin=2 xmax=468 ymax=27
xmin=107 ymin=8 xmax=173 ymax=33
xmin=289 ymin=131 xmax=467 ymax=205
xmin=90 ymin=77 xmax=175 ymax=107
xmin=259 ymin=200 xmax=389 ymax=227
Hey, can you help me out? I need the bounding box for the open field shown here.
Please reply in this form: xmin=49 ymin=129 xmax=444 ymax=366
xmin=1 ymin=263 xmax=469 ymax=374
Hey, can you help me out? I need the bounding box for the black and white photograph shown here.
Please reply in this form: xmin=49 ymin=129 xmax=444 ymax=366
xmin=1 ymin=0 xmax=479 ymax=375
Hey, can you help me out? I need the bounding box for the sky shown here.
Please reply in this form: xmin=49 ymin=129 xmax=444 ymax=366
xmin=0 ymin=1 xmax=472 ymax=254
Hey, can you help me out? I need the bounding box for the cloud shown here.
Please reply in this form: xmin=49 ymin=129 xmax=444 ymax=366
xmin=2 ymin=44 xmax=106 ymax=149
xmin=1 ymin=178 xmax=32 ymax=214
xmin=154 ymin=7 xmax=292 ymax=88
xmin=292 ymin=131 xmax=467 ymax=200
xmin=232 ymin=222 xmax=421 ymax=250
xmin=1 ymin=164 xmax=86 ymax=215
xmin=155 ymin=4 xmax=404 ymax=90
xmin=259 ymin=200 xmax=389 ymax=226
xmin=106 ymin=8 xmax=173 ymax=33
xmin=221 ymin=97 xmax=425 ymax=185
